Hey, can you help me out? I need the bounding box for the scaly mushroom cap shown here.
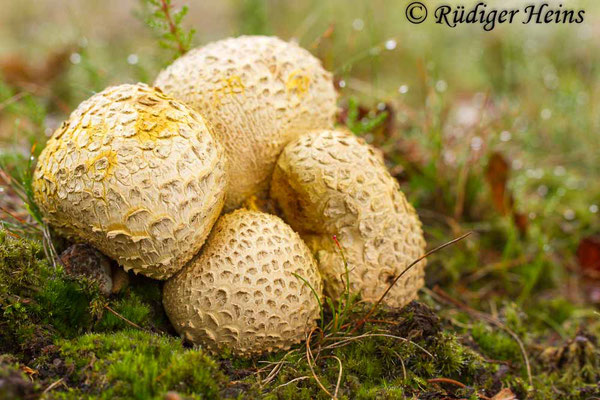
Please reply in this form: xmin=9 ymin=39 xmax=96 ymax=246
xmin=33 ymin=83 xmax=227 ymax=280
xmin=270 ymin=129 xmax=426 ymax=308
xmin=154 ymin=36 xmax=337 ymax=210
xmin=163 ymin=209 xmax=323 ymax=356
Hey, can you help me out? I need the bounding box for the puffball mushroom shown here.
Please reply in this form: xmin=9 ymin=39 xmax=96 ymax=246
xmin=154 ymin=35 xmax=337 ymax=210
xmin=163 ymin=209 xmax=323 ymax=356
xmin=270 ymin=129 xmax=427 ymax=308
xmin=33 ymin=83 xmax=227 ymax=280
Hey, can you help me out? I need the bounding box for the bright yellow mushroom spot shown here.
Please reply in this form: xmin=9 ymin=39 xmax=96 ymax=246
xmin=86 ymin=150 xmax=118 ymax=180
xmin=211 ymin=75 xmax=245 ymax=106
xmin=133 ymin=105 xmax=182 ymax=143
xmin=285 ymin=70 xmax=311 ymax=97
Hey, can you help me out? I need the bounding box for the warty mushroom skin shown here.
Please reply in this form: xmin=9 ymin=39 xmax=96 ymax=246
xmin=154 ymin=35 xmax=337 ymax=210
xmin=33 ymin=83 xmax=227 ymax=280
xmin=163 ymin=209 xmax=323 ymax=356
xmin=270 ymin=129 xmax=427 ymax=308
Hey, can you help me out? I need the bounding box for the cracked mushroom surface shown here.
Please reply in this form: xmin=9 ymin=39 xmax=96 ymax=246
xmin=163 ymin=209 xmax=323 ymax=356
xmin=270 ymin=129 xmax=427 ymax=308
xmin=154 ymin=35 xmax=337 ymax=210
xmin=33 ymin=83 xmax=227 ymax=280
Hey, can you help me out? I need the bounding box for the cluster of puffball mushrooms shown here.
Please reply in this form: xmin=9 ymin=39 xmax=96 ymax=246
xmin=32 ymin=36 xmax=427 ymax=356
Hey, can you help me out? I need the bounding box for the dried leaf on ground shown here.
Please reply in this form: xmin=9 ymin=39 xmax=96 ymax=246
xmin=491 ymin=388 xmax=517 ymax=400
xmin=576 ymin=236 xmax=600 ymax=278
xmin=485 ymin=151 xmax=527 ymax=234
xmin=0 ymin=46 xmax=74 ymax=90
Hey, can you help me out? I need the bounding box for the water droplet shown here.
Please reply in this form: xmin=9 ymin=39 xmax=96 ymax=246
xmin=398 ymin=85 xmax=409 ymax=94
xmin=470 ymin=136 xmax=483 ymax=151
xmin=526 ymin=168 xmax=544 ymax=179
xmin=553 ymin=166 xmax=566 ymax=176
xmin=376 ymin=102 xmax=386 ymax=111
xmin=385 ymin=39 xmax=397 ymax=50
xmin=563 ymin=209 xmax=575 ymax=221
xmin=536 ymin=185 xmax=548 ymax=197
xmin=500 ymin=131 xmax=511 ymax=142
xmin=443 ymin=150 xmax=456 ymax=165
xmin=127 ymin=54 xmax=139 ymax=65
xmin=540 ymin=108 xmax=552 ymax=120
xmin=70 ymin=53 xmax=81 ymax=64
xmin=352 ymin=18 xmax=364 ymax=31
xmin=338 ymin=80 xmax=346 ymax=88
xmin=590 ymin=204 xmax=598 ymax=213
xmin=435 ymin=80 xmax=447 ymax=93
xmin=543 ymin=244 xmax=552 ymax=252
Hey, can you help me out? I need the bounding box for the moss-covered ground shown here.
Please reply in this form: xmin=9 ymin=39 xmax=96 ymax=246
xmin=1 ymin=231 xmax=598 ymax=399
xmin=1 ymin=1 xmax=600 ymax=399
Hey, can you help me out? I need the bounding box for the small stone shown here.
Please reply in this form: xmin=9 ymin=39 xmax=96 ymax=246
xmin=60 ymin=244 xmax=113 ymax=296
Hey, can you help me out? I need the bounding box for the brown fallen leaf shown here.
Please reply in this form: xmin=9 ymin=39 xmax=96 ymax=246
xmin=485 ymin=151 xmax=527 ymax=234
xmin=0 ymin=45 xmax=75 ymax=91
xmin=485 ymin=152 xmax=510 ymax=214
xmin=19 ymin=365 xmax=38 ymax=377
xmin=491 ymin=388 xmax=517 ymax=400
xmin=576 ymin=236 xmax=600 ymax=278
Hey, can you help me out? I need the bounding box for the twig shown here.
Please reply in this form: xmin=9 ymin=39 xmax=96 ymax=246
xmin=430 ymin=286 xmax=533 ymax=387
xmin=159 ymin=0 xmax=187 ymax=55
xmin=352 ymin=232 xmax=473 ymax=333
xmin=0 ymin=206 xmax=39 ymax=229
xmin=0 ymin=91 xmax=27 ymax=111
xmin=260 ymin=350 xmax=296 ymax=386
xmin=323 ymin=332 xmax=433 ymax=358
xmin=393 ymin=350 xmax=407 ymax=381
xmin=320 ymin=355 xmax=343 ymax=399
xmin=305 ymin=327 xmax=334 ymax=399
xmin=463 ymin=255 xmax=531 ymax=283
xmin=104 ymin=305 xmax=144 ymax=330
xmin=42 ymin=377 xmax=64 ymax=394
xmin=428 ymin=377 xmax=466 ymax=388
xmin=274 ymin=376 xmax=310 ymax=390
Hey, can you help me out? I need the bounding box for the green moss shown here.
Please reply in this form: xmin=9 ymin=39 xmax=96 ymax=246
xmin=260 ymin=303 xmax=498 ymax=400
xmin=0 ymin=230 xmax=105 ymax=354
xmin=94 ymin=275 xmax=172 ymax=333
xmin=96 ymin=291 xmax=152 ymax=331
xmin=54 ymin=330 xmax=227 ymax=399
xmin=471 ymin=323 xmax=522 ymax=363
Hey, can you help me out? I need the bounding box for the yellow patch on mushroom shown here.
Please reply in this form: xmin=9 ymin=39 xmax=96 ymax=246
xmin=271 ymin=129 xmax=427 ymax=308
xmin=33 ymin=83 xmax=227 ymax=280
xmin=211 ymin=75 xmax=245 ymax=107
xmin=86 ymin=150 xmax=118 ymax=181
xmin=285 ymin=69 xmax=311 ymax=97
xmin=154 ymin=36 xmax=337 ymax=210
